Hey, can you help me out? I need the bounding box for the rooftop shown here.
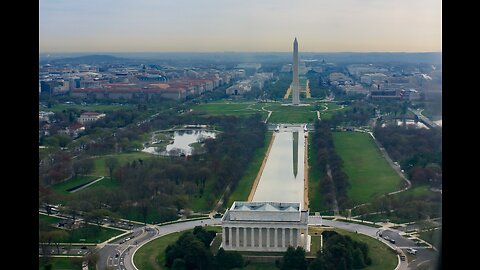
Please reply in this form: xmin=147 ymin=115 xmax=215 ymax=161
xmin=232 ymin=202 xmax=300 ymax=212
xmin=222 ymin=201 xmax=308 ymax=223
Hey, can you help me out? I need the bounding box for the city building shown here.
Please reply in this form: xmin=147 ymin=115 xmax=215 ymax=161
xmin=78 ymin=112 xmax=106 ymax=124
xmin=221 ymin=201 xmax=310 ymax=252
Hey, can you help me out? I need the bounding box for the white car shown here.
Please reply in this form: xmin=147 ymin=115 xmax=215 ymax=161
xmin=407 ymin=248 xmax=417 ymax=255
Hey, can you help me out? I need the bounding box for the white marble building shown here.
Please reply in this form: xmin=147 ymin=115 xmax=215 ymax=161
xmin=221 ymin=201 xmax=310 ymax=252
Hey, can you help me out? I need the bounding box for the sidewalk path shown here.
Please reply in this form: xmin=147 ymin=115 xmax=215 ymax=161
xmin=69 ymin=176 xmax=105 ymax=193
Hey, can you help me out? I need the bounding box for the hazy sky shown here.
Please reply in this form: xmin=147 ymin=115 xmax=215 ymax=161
xmin=39 ymin=0 xmax=442 ymax=53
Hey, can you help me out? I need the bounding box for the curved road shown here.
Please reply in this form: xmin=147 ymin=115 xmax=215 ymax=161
xmin=97 ymin=218 xmax=222 ymax=270
xmin=97 ymin=216 xmax=437 ymax=270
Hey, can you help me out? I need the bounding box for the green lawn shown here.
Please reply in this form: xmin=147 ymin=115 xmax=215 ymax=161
xmin=308 ymin=135 xmax=328 ymax=212
xmin=362 ymin=213 xmax=414 ymax=224
xmin=91 ymin=151 xmax=160 ymax=176
xmin=51 ymin=175 xmax=100 ymax=195
xmin=134 ymin=226 xmax=221 ymax=270
xmin=333 ymin=132 xmax=402 ymax=204
xmin=190 ymin=102 xmax=268 ymax=120
xmin=76 ymin=177 xmax=120 ymax=192
xmin=38 ymin=257 xmax=85 ymax=270
xmin=237 ymin=263 xmax=280 ymax=270
xmin=118 ymin=207 xmax=173 ymax=225
xmin=418 ymin=229 xmax=441 ymax=249
xmin=44 ymin=103 xmax=134 ymax=113
xmin=190 ymin=175 xmax=217 ymax=212
xmin=395 ymin=185 xmax=432 ymax=199
xmin=39 ymin=213 xmax=124 ymax=243
xmin=265 ymin=103 xmax=317 ymax=123
xmin=227 ymin=132 xmax=273 ymax=206
xmin=68 ymin=225 xmax=124 ymax=243
xmin=318 ymin=102 xmax=347 ymax=120
xmin=39 ymin=213 xmax=63 ymax=225
xmin=333 ymin=229 xmax=398 ymax=270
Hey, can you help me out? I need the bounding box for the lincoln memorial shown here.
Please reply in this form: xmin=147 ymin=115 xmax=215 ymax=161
xmin=221 ymin=201 xmax=310 ymax=252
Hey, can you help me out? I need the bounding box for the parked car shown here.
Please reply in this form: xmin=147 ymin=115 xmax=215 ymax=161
xmin=407 ymin=248 xmax=417 ymax=255
xmin=400 ymin=255 xmax=406 ymax=261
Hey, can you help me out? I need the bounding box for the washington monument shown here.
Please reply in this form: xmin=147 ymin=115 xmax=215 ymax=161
xmin=292 ymin=37 xmax=300 ymax=105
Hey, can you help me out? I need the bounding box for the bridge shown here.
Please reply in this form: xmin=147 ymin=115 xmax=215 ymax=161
xmin=407 ymin=108 xmax=439 ymax=129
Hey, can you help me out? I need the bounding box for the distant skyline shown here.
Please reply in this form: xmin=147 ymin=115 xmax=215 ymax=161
xmin=39 ymin=0 xmax=442 ymax=53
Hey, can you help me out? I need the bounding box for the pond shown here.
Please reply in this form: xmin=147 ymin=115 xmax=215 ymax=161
xmin=142 ymin=129 xmax=217 ymax=156
xmin=252 ymin=125 xmax=305 ymax=208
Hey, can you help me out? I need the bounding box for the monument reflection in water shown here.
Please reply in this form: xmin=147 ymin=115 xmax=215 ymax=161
xmin=252 ymin=127 xmax=305 ymax=208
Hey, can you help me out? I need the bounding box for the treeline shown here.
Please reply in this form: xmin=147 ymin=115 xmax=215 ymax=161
xmin=354 ymin=190 xmax=442 ymax=222
xmin=203 ymin=114 xmax=267 ymax=195
xmin=264 ymin=73 xmax=292 ymax=100
xmin=306 ymin=71 xmax=328 ymax=99
xmin=312 ymin=120 xmax=350 ymax=210
xmin=40 ymin=114 xmax=267 ymax=224
xmin=164 ymin=226 xmax=244 ymax=270
xmin=329 ymin=102 xmax=375 ymax=127
xmin=373 ymin=125 xmax=442 ymax=188
xmin=308 ymin=231 xmax=372 ymax=270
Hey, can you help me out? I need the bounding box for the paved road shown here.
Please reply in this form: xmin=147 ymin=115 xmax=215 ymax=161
xmin=309 ymin=217 xmax=439 ymax=270
xmin=366 ymin=131 xmax=411 ymax=194
xmin=98 ymin=218 xmax=222 ymax=270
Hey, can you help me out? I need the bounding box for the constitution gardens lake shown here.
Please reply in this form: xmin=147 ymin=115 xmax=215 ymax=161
xmin=252 ymin=124 xmax=306 ymax=208
xmin=142 ymin=129 xmax=217 ymax=156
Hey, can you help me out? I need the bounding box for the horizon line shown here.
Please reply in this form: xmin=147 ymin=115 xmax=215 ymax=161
xmin=40 ymin=51 xmax=442 ymax=54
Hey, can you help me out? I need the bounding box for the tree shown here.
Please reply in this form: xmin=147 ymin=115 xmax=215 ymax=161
xmin=216 ymin=248 xmax=244 ymax=269
xmin=352 ymin=248 xmax=366 ymax=269
xmin=282 ymin=246 xmax=307 ymax=270
xmin=49 ymin=230 xmax=69 ymax=254
xmin=105 ymin=157 xmax=119 ymax=179
xmin=171 ymin=258 xmax=187 ymax=270
xmin=72 ymin=158 xmax=94 ymax=177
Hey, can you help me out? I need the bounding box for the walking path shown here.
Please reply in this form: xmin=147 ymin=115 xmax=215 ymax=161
xmin=284 ymin=85 xmax=292 ymax=99
xmin=262 ymin=105 xmax=273 ymax=123
xmin=247 ymin=132 xmax=276 ymax=201
xmin=305 ymin=79 xmax=311 ymax=98
xmin=366 ymin=131 xmax=411 ymax=194
xmin=325 ymin=164 xmax=340 ymax=216
xmin=69 ymin=176 xmax=105 ymax=193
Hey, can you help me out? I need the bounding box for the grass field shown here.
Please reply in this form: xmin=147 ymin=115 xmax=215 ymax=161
xmin=118 ymin=207 xmax=173 ymax=225
xmin=43 ymin=103 xmax=134 ymax=113
xmin=309 ymin=226 xmax=397 ymax=270
xmin=333 ymin=131 xmax=402 ymax=204
xmin=134 ymin=226 xmax=221 ymax=270
xmin=333 ymin=229 xmax=398 ymax=270
xmin=38 ymin=257 xmax=86 ymax=270
xmin=51 ymin=175 xmax=100 ymax=195
xmin=39 ymin=213 xmax=124 ymax=243
xmin=236 ymin=263 xmax=279 ymax=270
xmin=77 ymin=177 xmax=120 ymax=191
xmin=39 ymin=213 xmax=63 ymax=225
xmin=308 ymin=135 xmax=328 ymax=212
xmin=91 ymin=151 xmax=159 ymax=176
xmin=394 ymin=185 xmax=433 ymax=199
xmin=227 ymin=132 xmax=273 ymax=206
xmin=362 ymin=213 xmax=413 ymax=224
xmin=190 ymin=102 xmax=268 ymax=120
xmin=265 ymin=103 xmax=317 ymax=123
xmin=190 ymin=174 xmax=217 ymax=212
xmin=318 ymin=102 xmax=347 ymax=120
xmin=418 ymin=229 xmax=441 ymax=249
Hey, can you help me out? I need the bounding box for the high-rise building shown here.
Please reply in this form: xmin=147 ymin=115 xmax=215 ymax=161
xmin=292 ymin=38 xmax=300 ymax=105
